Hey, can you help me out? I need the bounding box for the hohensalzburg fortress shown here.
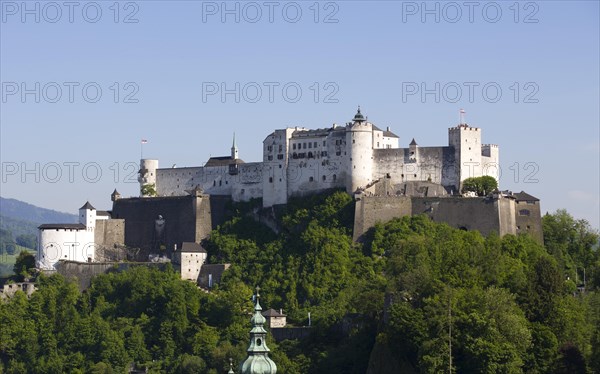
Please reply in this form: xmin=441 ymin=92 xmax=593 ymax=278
xmin=140 ymin=108 xmax=499 ymax=207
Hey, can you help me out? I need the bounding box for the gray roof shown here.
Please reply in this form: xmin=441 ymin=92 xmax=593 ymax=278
xmin=39 ymin=223 xmax=86 ymax=230
xmin=80 ymin=201 xmax=95 ymax=210
xmin=410 ymin=138 xmax=418 ymax=146
xmin=514 ymin=191 xmax=539 ymax=202
xmin=372 ymin=124 xmax=399 ymax=138
xmin=262 ymin=308 xmax=286 ymax=317
xmin=181 ymin=242 xmax=207 ymax=253
xmin=97 ymin=211 xmax=111 ymax=217
xmin=383 ymin=129 xmax=399 ymax=138
xmin=204 ymin=156 xmax=245 ymax=167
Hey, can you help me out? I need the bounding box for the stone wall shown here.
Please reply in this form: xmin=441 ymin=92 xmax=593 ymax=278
xmin=515 ymin=200 xmax=544 ymax=243
xmin=354 ymin=195 xmax=533 ymax=242
xmin=353 ymin=196 xmax=412 ymax=241
xmin=413 ymin=196 xmax=515 ymax=237
xmin=94 ymin=219 xmax=125 ymax=257
xmin=111 ymin=194 xmax=229 ymax=252
xmin=55 ymin=260 xmax=169 ymax=291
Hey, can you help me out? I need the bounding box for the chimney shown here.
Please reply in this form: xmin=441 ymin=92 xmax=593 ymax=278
xmin=280 ymin=308 xmax=283 ymax=315
xmin=386 ymin=126 xmax=390 ymax=131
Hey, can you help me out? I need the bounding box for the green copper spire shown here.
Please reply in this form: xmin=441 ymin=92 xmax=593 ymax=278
xmin=240 ymin=286 xmax=277 ymax=374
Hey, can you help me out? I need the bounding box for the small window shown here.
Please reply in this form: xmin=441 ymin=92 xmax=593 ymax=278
xmin=309 ymin=142 xmax=312 ymax=149
xmin=309 ymin=177 xmax=314 ymax=182
xmin=322 ymin=175 xmax=326 ymax=181
xmin=269 ymin=177 xmax=273 ymax=183
xmin=314 ymin=142 xmax=317 ymax=148
xmin=277 ymin=154 xmax=284 ymax=160
xmin=293 ymin=144 xmax=296 ymax=150
xmin=333 ymin=174 xmax=337 ymax=181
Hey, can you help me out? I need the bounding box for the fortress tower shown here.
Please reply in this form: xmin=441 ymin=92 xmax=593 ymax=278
xmin=346 ymin=107 xmax=374 ymax=193
xmin=448 ymin=120 xmax=500 ymax=191
xmin=79 ymin=201 xmax=96 ymax=233
xmin=262 ymin=128 xmax=294 ymax=207
xmin=448 ymin=123 xmax=484 ymax=188
xmin=138 ymin=159 xmax=159 ymax=197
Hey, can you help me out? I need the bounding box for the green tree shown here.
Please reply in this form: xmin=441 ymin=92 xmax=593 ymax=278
xmin=461 ymin=176 xmax=498 ymax=196
xmin=15 ymin=234 xmax=36 ymax=250
xmin=140 ymin=183 xmax=157 ymax=197
xmin=12 ymin=251 xmax=35 ymax=281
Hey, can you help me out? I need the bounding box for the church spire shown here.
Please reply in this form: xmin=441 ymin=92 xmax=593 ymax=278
xmin=240 ymin=286 xmax=277 ymax=374
xmin=231 ymin=133 xmax=239 ymax=160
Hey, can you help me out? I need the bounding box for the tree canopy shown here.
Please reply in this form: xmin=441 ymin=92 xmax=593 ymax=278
xmin=1 ymin=192 xmax=598 ymax=373
xmin=461 ymin=176 xmax=498 ymax=196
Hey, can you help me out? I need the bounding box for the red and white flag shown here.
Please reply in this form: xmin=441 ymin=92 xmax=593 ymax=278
xmin=141 ymin=139 xmax=148 ymax=144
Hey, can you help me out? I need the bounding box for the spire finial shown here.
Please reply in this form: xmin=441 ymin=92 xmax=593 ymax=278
xmin=228 ymin=358 xmax=235 ymax=374
xmin=231 ymin=132 xmax=239 ymax=160
xmin=256 ymin=286 xmax=260 ymax=298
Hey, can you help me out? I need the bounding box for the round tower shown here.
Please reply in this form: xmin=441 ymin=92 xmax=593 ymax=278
xmin=346 ymin=107 xmax=373 ymax=193
xmin=138 ymin=159 xmax=158 ymax=197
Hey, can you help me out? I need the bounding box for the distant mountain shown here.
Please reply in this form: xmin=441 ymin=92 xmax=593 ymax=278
xmin=0 ymin=197 xmax=77 ymax=224
xmin=0 ymin=215 xmax=39 ymax=239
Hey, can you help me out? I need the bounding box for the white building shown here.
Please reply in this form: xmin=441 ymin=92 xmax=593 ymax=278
xmin=37 ymin=202 xmax=101 ymax=271
xmin=142 ymin=108 xmax=499 ymax=207
xmin=172 ymin=242 xmax=207 ymax=281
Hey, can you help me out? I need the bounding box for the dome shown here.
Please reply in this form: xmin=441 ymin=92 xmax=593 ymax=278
xmin=352 ymin=106 xmax=365 ymax=123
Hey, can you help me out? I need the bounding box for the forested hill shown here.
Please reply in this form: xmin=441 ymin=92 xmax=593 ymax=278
xmin=0 ymin=197 xmax=77 ymax=250
xmin=0 ymin=197 xmax=77 ymax=224
xmin=1 ymin=190 xmax=599 ymax=373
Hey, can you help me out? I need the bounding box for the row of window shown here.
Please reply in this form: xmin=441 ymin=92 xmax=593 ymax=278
xmin=267 ymin=145 xmax=283 ymax=152
xmin=268 ymin=174 xmax=337 ymax=183
xmin=292 ymin=140 xmax=327 ymax=150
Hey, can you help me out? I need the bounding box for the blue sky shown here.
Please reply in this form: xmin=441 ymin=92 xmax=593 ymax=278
xmin=1 ymin=0 xmax=599 ymax=229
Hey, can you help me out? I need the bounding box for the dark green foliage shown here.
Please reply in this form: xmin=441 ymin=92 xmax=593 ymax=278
xmin=1 ymin=193 xmax=597 ymax=372
xmin=461 ymin=175 xmax=498 ymax=196
xmin=12 ymin=251 xmax=35 ymax=281
xmin=15 ymin=234 xmax=36 ymax=250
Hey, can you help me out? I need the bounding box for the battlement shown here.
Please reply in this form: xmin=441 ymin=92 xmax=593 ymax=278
xmin=449 ymin=124 xmax=480 ymax=131
xmin=482 ymin=144 xmax=499 ymax=148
